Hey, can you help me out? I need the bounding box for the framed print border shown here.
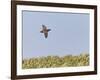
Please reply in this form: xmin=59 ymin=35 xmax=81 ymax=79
xmin=11 ymin=0 xmax=97 ymax=80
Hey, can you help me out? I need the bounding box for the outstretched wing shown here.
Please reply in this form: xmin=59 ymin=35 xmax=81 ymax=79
xmin=44 ymin=33 xmax=48 ymax=38
xmin=47 ymin=29 xmax=51 ymax=32
xmin=40 ymin=30 xmax=43 ymax=33
xmin=42 ymin=25 xmax=47 ymax=29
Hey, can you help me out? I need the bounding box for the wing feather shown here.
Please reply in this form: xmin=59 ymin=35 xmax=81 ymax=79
xmin=40 ymin=30 xmax=43 ymax=33
xmin=42 ymin=25 xmax=47 ymax=29
xmin=47 ymin=29 xmax=51 ymax=32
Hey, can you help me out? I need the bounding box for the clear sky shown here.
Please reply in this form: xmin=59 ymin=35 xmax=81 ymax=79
xmin=22 ymin=10 xmax=90 ymax=59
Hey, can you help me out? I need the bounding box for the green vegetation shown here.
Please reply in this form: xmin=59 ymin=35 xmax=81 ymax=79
xmin=22 ymin=53 xmax=89 ymax=69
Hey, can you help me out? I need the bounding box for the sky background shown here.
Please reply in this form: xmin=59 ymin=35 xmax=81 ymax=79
xmin=22 ymin=10 xmax=90 ymax=59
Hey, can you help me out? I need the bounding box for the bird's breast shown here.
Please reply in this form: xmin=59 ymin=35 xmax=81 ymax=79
xmin=43 ymin=30 xmax=48 ymax=33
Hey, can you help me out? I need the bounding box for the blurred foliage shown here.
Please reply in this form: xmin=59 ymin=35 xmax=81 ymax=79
xmin=22 ymin=53 xmax=89 ymax=69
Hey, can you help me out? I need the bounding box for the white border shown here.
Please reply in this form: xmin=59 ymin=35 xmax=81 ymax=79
xmin=17 ymin=5 xmax=94 ymax=75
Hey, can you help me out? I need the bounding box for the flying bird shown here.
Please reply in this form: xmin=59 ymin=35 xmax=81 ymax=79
xmin=40 ymin=25 xmax=51 ymax=38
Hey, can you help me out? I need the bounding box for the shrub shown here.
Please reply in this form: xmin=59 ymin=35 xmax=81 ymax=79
xmin=22 ymin=53 xmax=89 ymax=69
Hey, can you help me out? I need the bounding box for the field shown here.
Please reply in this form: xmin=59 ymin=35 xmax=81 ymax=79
xmin=22 ymin=53 xmax=89 ymax=69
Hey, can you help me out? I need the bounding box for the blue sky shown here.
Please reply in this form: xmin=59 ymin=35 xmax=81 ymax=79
xmin=22 ymin=10 xmax=90 ymax=59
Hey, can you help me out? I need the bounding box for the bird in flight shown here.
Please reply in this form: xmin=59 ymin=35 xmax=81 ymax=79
xmin=40 ymin=25 xmax=51 ymax=38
